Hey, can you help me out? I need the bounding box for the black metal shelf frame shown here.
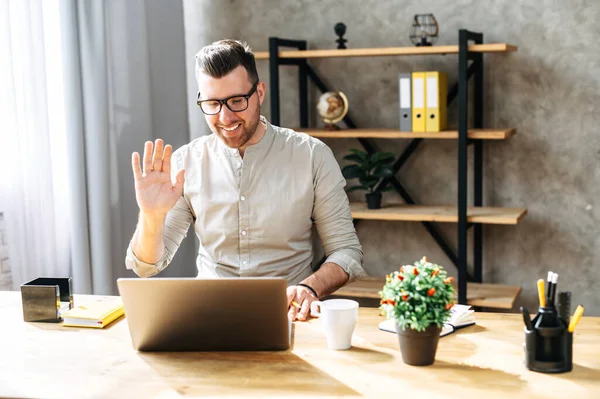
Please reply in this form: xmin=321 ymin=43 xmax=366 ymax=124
xmin=267 ymin=30 xmax=484 ymax=305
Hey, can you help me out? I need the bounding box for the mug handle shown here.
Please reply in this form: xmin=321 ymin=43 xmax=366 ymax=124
xmin=310 ymin=300 xmax=323 ymax=317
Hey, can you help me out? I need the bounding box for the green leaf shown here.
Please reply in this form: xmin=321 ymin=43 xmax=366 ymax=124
xmin=373 ymin=166 xmax=394 ymax=178
xmin=371 ymin=152 xmax=395 ymax=164
xmin=342 ymin=164 xmax=365 ymax=180
xmin=359 ymin=175 xmax=378 ymax=188
xmin=342 ymin=154 xmax=366 ymax=164
xmin=348 ymin=149 xmax=368 ymax=161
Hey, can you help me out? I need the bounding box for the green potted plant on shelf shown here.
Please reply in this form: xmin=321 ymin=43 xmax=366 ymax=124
xmin=379 ymin=256 xmax=455 ymax=366
xmin=341 ymin=149 xmax=395 ymax=209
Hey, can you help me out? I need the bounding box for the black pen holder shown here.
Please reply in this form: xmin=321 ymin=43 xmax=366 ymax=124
xmin=20 ymin=277 xmax=74 ymax=322
xmin=524 ymin=306 xmax=572 ymax=373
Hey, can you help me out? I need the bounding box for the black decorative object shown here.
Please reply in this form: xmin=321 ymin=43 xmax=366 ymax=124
xmin=334 ymin=22 xmax=347 ymax=49
xmin=21 ymin=277 xmax=74 ymax=322
xmin=410 ymin=14 xmax=439 ymax=46
xmin=365 ymin=193 xmax=382 ymax=210
xmin=525 ymin=305 xmax=573 ymax=373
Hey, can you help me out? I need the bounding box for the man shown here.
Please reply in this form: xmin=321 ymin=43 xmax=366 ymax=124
xmin=125 ymin=39 xmax=365 ymax=321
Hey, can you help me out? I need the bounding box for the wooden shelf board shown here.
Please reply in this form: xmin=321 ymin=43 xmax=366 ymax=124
xmin=350 ymin=203 xmax=527 ymax=225
xmin=302 ymin=128 xmax=516 ymax=140
xmin=332 ymin=277 xmax=522 ymax=309
xmin=254 ymin=43 xmax=517 ymax=60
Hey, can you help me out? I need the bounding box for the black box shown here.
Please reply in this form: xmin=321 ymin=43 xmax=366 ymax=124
xmin=20 ymin=277 xmax=74 ymax=322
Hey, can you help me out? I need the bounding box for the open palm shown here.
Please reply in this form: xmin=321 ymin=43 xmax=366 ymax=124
xmin=131 ymin=139 xmax=185 ymax=216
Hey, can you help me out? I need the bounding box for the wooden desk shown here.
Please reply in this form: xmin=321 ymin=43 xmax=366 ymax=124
xmin=1 ymin=291 xmax=598 ymax=398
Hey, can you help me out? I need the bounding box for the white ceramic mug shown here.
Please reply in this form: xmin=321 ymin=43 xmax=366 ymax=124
xmin=310 ymin=299 xmax=359 ymax=350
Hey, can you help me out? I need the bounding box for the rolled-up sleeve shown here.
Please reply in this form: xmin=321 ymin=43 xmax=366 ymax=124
xmin=125 ymin=148 xmax=195 ymax=277
xmin=311 ymin=143 xmax=367 ymax=284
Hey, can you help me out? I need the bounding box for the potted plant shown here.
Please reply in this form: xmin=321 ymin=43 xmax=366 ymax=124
xmin=379 ymin=256 xmax=455 ymax=366
xmin=341 ymin=149 xmax=395 ymax=209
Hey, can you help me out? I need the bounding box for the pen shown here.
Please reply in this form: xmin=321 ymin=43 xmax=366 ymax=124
xmin=568 ymin=304 xmax=584 ymax=333
xmin=537 ymin=278 xmax=546 ymax=308
xmin=520 ymin=306 xmax=534 ymax=332
xmin=291 ymin=301 xmax=301 ymax=309
xmin=550 ymin=273 xmax=559 ymax=306
xmin=546 ymin=272 xmax=554 ymax=306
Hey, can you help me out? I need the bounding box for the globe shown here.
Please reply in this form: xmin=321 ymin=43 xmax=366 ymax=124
xmin=317 ymin=91 xmax=349 ymax=127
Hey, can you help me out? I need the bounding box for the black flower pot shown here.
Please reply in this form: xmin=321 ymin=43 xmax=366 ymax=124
xmin=365 ymin=192 xmax=382 ymax=209
xmin=397 ymin=324 xmax=441 ymax=366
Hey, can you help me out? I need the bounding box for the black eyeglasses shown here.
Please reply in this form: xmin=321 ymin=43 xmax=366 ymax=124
xmin=197 ymin=82 xmax=258 ymax=115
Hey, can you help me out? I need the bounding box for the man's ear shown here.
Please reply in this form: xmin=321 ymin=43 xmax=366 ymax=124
xmin=256 ymin=81 xmax=266 ymax=105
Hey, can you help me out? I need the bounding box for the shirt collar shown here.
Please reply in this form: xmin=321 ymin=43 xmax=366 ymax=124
xmin=219 ymin=115 xmax=274 ymax=157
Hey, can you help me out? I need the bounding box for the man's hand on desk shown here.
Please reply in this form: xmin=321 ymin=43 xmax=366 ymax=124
xmin=286 ymin=285 xmax=318 ymax=321
xmin=287 ymin=262 xmax=350 ymax=321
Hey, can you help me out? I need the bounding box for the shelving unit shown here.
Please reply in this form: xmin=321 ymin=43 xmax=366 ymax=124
xmin=263 ymin=31 xmax=526 ymax=308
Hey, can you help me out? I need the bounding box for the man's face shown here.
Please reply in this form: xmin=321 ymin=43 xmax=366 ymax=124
xmin=197 ymin=65 xmax=265 ymax=149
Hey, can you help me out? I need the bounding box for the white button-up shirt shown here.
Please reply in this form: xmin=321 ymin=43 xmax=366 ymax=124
xmin=126 ymin=116 xmax=365 ymax=285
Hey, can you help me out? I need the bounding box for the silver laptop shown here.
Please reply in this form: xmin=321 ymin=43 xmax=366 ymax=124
xmin=116 ymin=277 xmax=290 ymax=351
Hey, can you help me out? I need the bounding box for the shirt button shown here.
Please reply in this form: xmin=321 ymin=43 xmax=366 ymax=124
xmin=241 ymin=230 xmax=247 ymax=236
xmin=240 ymin=195 xmax=246 ymax=201
xmin=242 ymin=260 xmax=247 ymax=266
xmin=237 ymin=161 xmax=242 ymax=167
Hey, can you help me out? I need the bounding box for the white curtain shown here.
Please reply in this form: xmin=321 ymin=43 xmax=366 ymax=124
xmin=0 ymin=0 xmax=71 ymax=287
xmin=1 ymin=0 xmax=196 ymax=294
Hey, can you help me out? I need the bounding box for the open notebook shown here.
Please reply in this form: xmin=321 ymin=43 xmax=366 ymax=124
xmin=379 ymin=304 xmax=475 ymax=337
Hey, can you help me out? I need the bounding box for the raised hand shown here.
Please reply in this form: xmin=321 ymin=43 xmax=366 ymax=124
xmin=131 ymin=139 xmax=185 ymax=217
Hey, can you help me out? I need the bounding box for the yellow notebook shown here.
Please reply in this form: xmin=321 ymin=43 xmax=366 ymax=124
xmin=61 ymin=296 xmax=124 ymax=328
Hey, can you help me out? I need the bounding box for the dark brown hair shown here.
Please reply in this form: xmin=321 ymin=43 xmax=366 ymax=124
xmin=195 ymin=39 xmax=259 ymax=85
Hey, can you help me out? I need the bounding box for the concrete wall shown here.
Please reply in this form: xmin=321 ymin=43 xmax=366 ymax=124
xmin=183 ymin=0 xmax=600 ymax=314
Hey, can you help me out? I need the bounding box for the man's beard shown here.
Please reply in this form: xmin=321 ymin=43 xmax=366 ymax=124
xmin=213 ymin=106 xmax=260 ymax=149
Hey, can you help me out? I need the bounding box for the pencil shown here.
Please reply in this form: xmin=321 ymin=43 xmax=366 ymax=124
xmin=568 ymin=304 xmax=584 ymax=333
xmin=291 ymin=301 xmax=301 ymax=309
xmin=537 ymin=279 xmax=546 ymax=308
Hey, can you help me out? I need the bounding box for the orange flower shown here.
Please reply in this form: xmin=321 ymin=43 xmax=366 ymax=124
xmin=402 ymin=294 xmax=409 ymax=301
xmin=400 ymin=266 xmax=405 ymax=273
xmin=445 ymin=303 xmax=454 ymax=310
xmin=422 ymin=256 xmax=428 ymax=262
xmin=427 ymin=288 xmax=436 ymax=296
xmin=431 ymin=269 xmax=440 ymax=277
xmin=413 ymin=268 xmax=419 ymax=276
xmin=444 ymin=277 xmax=454 ymax=284
xmin=397 ymin=275 xmax=404 ymax=281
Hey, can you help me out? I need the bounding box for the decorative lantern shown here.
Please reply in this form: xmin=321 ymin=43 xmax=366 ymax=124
xmin=410 ymin=14 xmax=439 ymax=46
